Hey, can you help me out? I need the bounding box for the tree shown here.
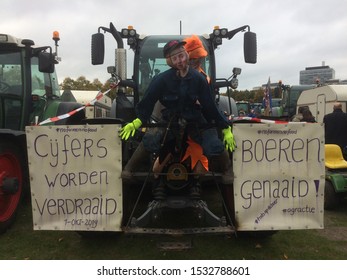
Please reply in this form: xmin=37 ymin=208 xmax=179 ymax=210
xmin=253 ymin=88 xmax=265 ymax=103
xmin=59 ymin=76 xmax=123 ymax=101
xmin=60 ymin=77 xmax=74 ymax=89
xmin=92 ymin=78 xmax=103 ymax=90
xmin=60 ymin=76 xmax=105 ymax=91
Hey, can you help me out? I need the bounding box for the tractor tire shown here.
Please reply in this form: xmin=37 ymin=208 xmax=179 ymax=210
xmin=0 ymin=140 xmax=25 ymax=234
xmin=324 ymin=180 xmax=339 ymax=210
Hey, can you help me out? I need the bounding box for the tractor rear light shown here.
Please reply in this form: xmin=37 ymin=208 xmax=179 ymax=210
xmin=129 ymin=29 xmax=136 ymax=37
xmin=220 ymin=28 xmax=228 ymax=36
xmin=121 ymin=26 xmax=137 ymax=38
xmin=215 ymin=37 xmax=222 ymax=45
xmin=121 ymin=29 xmax=129 ymax=36
xmin=213 ymin=29 xmax=220 ymax=36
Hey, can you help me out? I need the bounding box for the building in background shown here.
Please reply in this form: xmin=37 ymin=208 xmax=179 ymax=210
xmin=300 ymin=62 xmax=335 ymax=85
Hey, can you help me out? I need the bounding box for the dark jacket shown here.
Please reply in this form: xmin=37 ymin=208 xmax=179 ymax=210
xmin=323 ymin=108 xmax=347 ymax=150
xmin=136 ymin=67 xmax=228 ymax=129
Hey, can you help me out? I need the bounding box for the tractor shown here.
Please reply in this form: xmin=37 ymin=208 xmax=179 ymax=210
xmin=88 ymin=22 xmax=257 ymax=235
xmin=0 ymin=32 xmax=85 ymax=233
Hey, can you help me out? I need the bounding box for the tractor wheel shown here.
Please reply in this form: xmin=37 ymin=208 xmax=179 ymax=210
xmin=324 ymin=180 xmax=339 ymax=210
xmin=0 ymin=140 xmax=24 ymax=234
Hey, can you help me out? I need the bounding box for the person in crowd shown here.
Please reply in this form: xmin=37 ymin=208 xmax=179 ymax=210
xmin=323 ymin=102 xmax=347 ymax=157
xmin=291 ymin=106 xmax=308 ymax=122
xmin=301 ymin=108 xmax=316 ymax=123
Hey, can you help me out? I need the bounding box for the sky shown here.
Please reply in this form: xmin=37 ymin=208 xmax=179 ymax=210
xmin=1 ymin=0 xmax=347 ymax=90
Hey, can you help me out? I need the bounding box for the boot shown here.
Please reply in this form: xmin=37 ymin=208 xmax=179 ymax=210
xmin=121 ymin=142 xmax=149 ymax=181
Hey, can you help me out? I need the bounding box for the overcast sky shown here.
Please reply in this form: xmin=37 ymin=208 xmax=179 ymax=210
xmin=1 ymin=0 xmax=346 ymax=90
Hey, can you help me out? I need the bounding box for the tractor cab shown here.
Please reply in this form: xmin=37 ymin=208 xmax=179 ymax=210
xmin=0 ymin=34 xmax=60 ymax=130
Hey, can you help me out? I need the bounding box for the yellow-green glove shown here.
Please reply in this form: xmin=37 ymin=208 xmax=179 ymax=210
xmin=222 ymin=126 xmax=236 ymax=152
xmin=119 ymin=118 xmax=142 ymax=140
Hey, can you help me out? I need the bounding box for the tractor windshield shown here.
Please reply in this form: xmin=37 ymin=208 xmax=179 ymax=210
xmin=31 ymin=57 xmax=61 ymax=98
xmin=0 ymin=51 xmax=22 ymax=95
xmin=0 ymin=51 xmax=23 ymax=129
xmin=0 ymin=52 xmax=60 ymax=98
xmin=136 ymin=36 xmax=211 ymax=100
xmin=0 ymin=50 xmax=61 ymax=129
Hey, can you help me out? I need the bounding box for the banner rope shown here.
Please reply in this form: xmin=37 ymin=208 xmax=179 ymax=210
xmin=38 ymin=85 xmax=116 ymax=126
xmin=232 ymin=116 xmax=290 ymax=124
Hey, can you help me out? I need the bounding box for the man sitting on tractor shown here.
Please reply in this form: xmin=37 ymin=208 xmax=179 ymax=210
xmin=120 ymin=39 xmax=235 ymax=199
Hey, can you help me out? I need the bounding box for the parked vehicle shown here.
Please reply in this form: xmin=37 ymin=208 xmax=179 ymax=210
xmin=24 ymin=23 xmax=325 ymax=238
xmin=324 ymin=144 xmax=347 ymax=209
xmin=90 ymin=22 xmax=257 ymax=234
xmin=273 ymin=83 xmax=316 ymax=120
xmin=236 ymin=101 xmax=251 ymax=116
xmin=0 ymin=32 xmax=85 ymax=233
xmin=296 ymin=85 xmax=347 ymax=123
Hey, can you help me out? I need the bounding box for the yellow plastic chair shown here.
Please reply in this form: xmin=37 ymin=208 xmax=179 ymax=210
xmin=325 ymin=144 xmax=347 ymax=169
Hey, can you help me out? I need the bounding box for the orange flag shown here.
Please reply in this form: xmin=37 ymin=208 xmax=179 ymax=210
xmin=181 ymin=137 xmax=209 ymax=171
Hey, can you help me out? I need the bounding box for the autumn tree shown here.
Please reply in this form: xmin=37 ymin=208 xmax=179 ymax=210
xmin=252 ymin=88 xmax=265 ymax=103
xmin=60 ymin=76 xmax=104 ymax=91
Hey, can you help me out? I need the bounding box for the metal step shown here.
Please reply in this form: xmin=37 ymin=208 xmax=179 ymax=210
xmin=123 ymin=225 xmax=235 ymax=236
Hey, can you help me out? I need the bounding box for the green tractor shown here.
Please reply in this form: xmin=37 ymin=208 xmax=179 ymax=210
xmin=0 ymin=32 xmax=85 ymax=233
xmin=324 ymin=144 xmax=347 ymax=209
xmin=90 ymin=22 xmax=257 ymax=234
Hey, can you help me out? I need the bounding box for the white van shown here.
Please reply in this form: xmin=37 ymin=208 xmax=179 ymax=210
xmin=296 ymin=85 xmax=347 ymax=123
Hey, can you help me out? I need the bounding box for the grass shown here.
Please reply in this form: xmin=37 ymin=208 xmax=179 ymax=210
xmin=1 ymin=198 xmax=347 ymax=260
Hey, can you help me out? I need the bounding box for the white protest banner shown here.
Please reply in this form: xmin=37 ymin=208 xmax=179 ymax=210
xmin=233 ymin=123 xmax=324 ymax=231
xmin=26 ymin=125 xmax=122 ymax=231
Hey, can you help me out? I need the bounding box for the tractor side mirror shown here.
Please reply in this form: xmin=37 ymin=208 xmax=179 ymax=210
xmin=244 ymin=31 xmax=257 ymax=64
xmin=91 ymin=33 xmax=105 ymax=65
xmin=38 ymin=51 xmax=55 ymax=73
